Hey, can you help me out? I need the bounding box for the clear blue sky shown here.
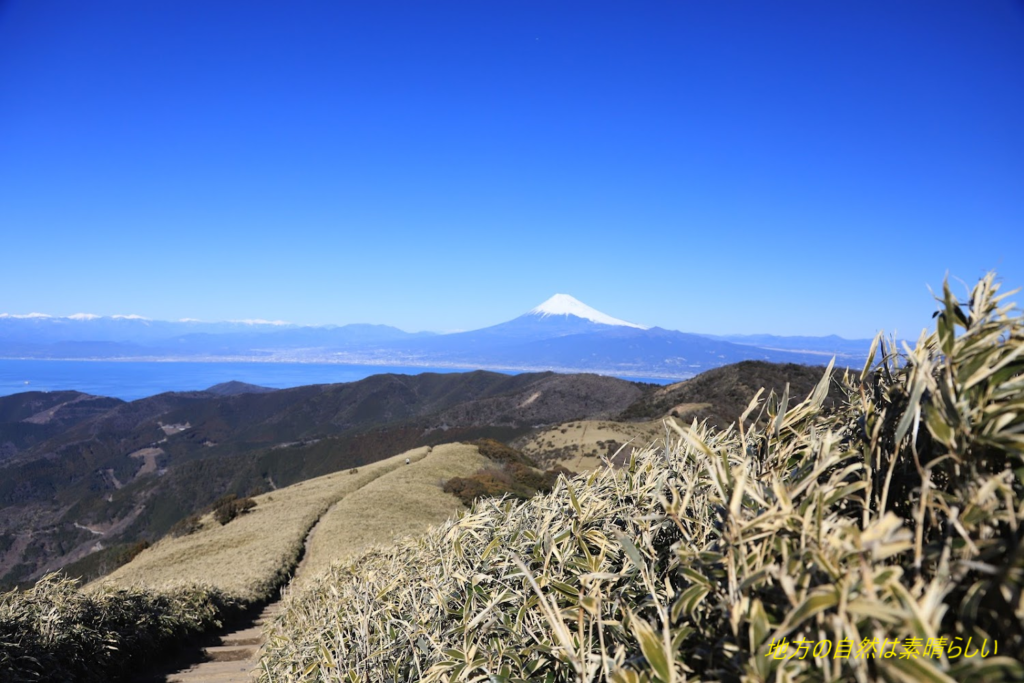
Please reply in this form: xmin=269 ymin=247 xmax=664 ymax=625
xmin=1 ymin=1 xmax=1021 ymax=338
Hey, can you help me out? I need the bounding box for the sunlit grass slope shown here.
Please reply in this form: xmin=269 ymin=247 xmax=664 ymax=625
xmin=293 ymin=443 xmax=491 ymax=589
xmin=517 ymin=418 xmax=664 ymax=471
xmin=258 ymin=274 xmax=1024 ymax=683
xmin=94 ymin=448 xmax=428 ymax=602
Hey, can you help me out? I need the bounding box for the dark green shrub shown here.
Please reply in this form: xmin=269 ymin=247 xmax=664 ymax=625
xmin=442 ymin=476 xmax=490 ymax=506
xmin=443 ymin=444 xmax=576 ymax=505
xmin=211 ymin=494 xmax=256 ymax=526
xmin=168 ymin=514 xmax=202 ymax=538
xmin=470 ymin=438 xmax=538 ymax=467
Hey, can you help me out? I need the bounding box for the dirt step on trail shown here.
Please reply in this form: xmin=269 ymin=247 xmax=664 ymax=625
xmin=133 ymin=601 xmax=283 ymax=682
xmin=131 ymin=504 xmax=332 ymax=683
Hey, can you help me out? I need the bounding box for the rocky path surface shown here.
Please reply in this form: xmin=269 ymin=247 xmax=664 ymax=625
xmin=135 ymin=601 xmax=282 ymax=682
xmin=132 ymin=515 xmax=325 ymax=682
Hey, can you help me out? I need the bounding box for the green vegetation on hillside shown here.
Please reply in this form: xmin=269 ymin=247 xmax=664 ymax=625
xmin=258 ymin=274 xmax=1024 ymax=682
xmin=0 ymin=392 xmax=124 ymax=460
xmin=211 ymin=493 xmax=257 ymax=525
xmin=443 ymin=439 xmax=574 ymax=505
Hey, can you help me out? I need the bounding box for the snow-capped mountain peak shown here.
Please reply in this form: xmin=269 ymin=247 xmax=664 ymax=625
xmin=528 ymin=294 xmax=648 ymax=329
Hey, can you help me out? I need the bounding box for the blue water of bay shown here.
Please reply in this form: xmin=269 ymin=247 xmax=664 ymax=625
xmin=0 ymin=359 xmax=673 ymax=401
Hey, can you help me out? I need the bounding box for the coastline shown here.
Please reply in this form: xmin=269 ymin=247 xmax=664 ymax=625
xmin=0 ymin=357 xmax=683 ymax=401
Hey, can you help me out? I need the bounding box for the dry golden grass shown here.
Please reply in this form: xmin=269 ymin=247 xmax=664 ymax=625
xmin=92 ymin=449 xmax=428 ymax=602
xmin=517 ymin=418 xmax=664 ymax=471
xmin=292 ymin=442 xmax=490 ymax=589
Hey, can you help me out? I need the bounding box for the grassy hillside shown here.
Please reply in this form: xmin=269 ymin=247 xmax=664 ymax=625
xmin=0 ymin=436 xmax=595 ymax=681
xmin=257 ymin=274 xmax=1024 ymax=682
xmin=1 ymin=445 xmax=459 ymax=682
xmin=516 ymin=418 xmax=665 ymax=471
xmin=515 ymin=363 xmax=848 ymax=473
xmin=92 ymin=448 xmax=427 ymax=601
xmin=291 ymin=443 xmax=490 ymax=589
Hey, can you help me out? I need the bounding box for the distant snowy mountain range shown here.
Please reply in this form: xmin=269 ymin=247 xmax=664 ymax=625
xmin=0 ymin=295 xmax=872 ymax=379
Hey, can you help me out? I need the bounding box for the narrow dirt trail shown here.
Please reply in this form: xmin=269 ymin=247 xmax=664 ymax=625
xmin=138 ymin=600 xmax=282 ymax=682
xmin=133 ymin=514 xmax=327 ymax=683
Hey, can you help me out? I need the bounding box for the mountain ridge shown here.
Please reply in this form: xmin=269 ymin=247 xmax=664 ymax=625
xmin=0 ymin=369 xmax=646 ymax=588
xmin=0 ymin=295 xmax=872 ymax=381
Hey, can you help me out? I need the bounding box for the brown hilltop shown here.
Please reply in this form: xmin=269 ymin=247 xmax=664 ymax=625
xmin=619 ymin=360 xmax=846 ymax=428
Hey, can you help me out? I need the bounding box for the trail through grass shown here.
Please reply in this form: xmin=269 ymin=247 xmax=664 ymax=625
xmin=292 ymin=443 xmax=490 ymax=589
xmin=94 ymin=449 xmax=427 ymax=601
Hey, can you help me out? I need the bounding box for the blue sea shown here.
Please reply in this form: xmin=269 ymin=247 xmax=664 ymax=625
xmin=0 ymin=359 xmax=674 ymax=401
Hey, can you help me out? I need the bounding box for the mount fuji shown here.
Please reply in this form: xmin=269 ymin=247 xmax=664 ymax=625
xmin=527 ymin=294 xmax=648 ymax=330
xmin=370 ymin=295 xmax=866 ymax=377
xmin=0 ymin=295 xmax=871 ymax=380
xmin=424 ymin=294 xmax=649 ymax=343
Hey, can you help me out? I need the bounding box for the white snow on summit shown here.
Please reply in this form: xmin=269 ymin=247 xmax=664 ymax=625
xmin=528 ymin=294 xmax=648 ymax=329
